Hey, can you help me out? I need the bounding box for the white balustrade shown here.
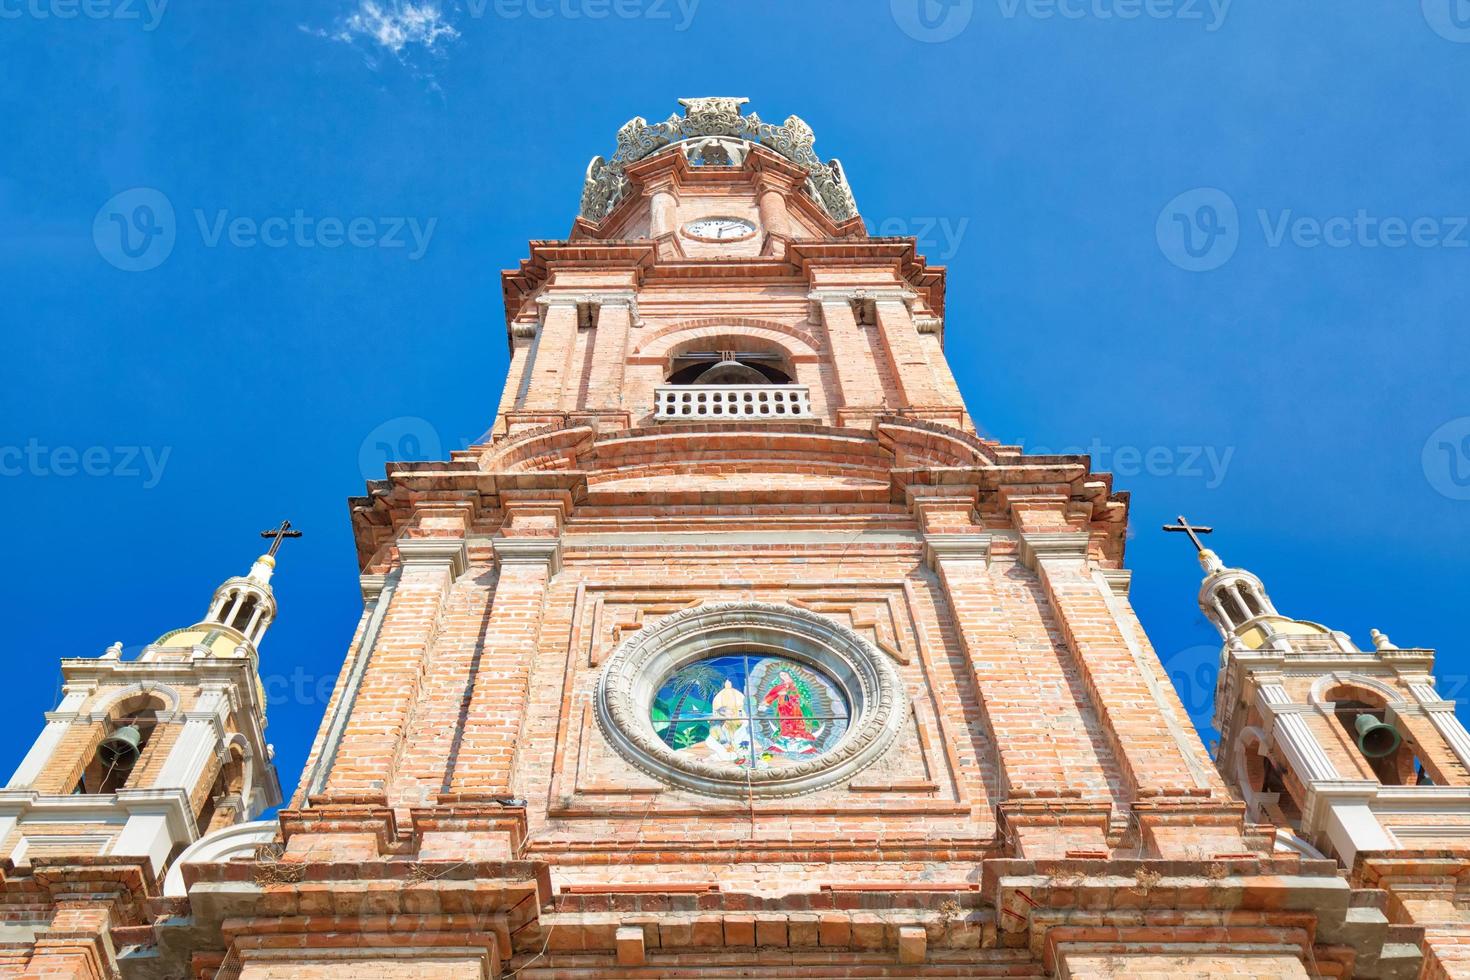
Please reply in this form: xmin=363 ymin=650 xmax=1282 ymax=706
xmin=654 ymin=384 xmax=812 ymax=421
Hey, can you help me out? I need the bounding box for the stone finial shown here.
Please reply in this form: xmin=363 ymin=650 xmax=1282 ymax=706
xmin=102 ymin=641 xmax=123 ymax=660
xmin=1198 ymin=548 xmax=1226 ymax=574
xmin=1371 ymin=629 xmax=1398 ymax=651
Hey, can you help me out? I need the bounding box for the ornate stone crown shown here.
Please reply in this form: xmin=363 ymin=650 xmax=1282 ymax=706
xmin=579 ymin=96 xmax=861 ymax=225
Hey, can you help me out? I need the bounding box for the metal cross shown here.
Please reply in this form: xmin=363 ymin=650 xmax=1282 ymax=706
xmin=259 ymin=520 xmax=303 ymax=558
xmin=1162 ymin=515 xmax=1214 ymax=553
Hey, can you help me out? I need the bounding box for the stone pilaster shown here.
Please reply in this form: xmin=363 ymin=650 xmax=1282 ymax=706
xmin=810 ymin=289 xmax=885 ymax=418
xmin=319 ymin=536 xmax=468 ymax=801
xmin=442 ymin=537 xmax=558 ymax=801
xmin=871 ymin=293 xmax=944 ymax=409
xmin=584 ymin=293 xmax=636 ymax=414
xmin=523 ymin=294 xmax=581 ymax=411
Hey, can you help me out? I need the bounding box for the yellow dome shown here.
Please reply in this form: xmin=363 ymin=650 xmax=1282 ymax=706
xmin=1238 ymin=617 xmax=1330 ymax=650
xmin=153 ymin=626 xmax=248 ymax=657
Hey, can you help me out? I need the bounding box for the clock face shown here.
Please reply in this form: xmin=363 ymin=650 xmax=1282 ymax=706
xmin=683 ymin=217 xmax=757 ymax=242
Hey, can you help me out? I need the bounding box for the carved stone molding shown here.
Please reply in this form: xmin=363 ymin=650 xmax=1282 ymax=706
xmin=580 ymin=98 xmax=860 ymax=225
xmin=595 ymin=602 xmax=904 ymax=798
xmin=923 ymin=533 xmax=992 ymax=570
xmin=807 ymin=287 xmax=917 ymax=325
xmin=1099 ymin=569 xmax=1133 ymax=597
xmin=1018 ymin=531 xmax=1091 ymax=570
xmin=536 ymin=290 xmax=642 ymax=328
xmin=492 ymin=537 xmax=562 ymax=576
xmin=396 ymin=538 xmax=469 ymax=578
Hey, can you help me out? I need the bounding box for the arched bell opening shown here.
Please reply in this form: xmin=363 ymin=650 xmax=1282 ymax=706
xmin=75 ymin=694 xmax=167 ymax=795
xmin=665 ymin=337 xmax=794 ymax=387
xmin=1325 ymin=685 xmax=1416 ymax=785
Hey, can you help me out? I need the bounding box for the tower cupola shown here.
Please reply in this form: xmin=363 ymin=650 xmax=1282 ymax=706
xmin=149 ymin=520 xmax=301 ymax=658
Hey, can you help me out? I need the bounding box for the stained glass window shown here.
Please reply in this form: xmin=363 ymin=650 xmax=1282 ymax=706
xmin=650 ymin=654 xmax=850 ymax=769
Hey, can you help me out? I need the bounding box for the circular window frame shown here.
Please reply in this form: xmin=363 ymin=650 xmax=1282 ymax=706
xmin=596 ymin=602 xmax=904 ymax=798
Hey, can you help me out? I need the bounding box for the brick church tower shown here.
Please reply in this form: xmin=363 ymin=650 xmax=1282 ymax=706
xmin=4 ymin=97 xmax=1459 ymax=978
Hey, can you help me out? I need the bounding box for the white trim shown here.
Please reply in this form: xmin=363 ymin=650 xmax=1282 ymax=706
xmin=1309 ymin=672 xmax=1406 ymax=708
xmin=6 ymin=721 xmax=72 ymax=790
xmin=163 ymin=820 xmax=279 ymax=897
xmin=89 ymin=681 xmax=182 ymax=717
xmin=1273 ymin=828 xmax=1326 ymax=860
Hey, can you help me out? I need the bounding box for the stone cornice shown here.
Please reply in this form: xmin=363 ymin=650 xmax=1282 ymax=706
xmin=922 ymin=533 xmax=992 ymax=570
xmin=491 ymin=537 xmax=563 ymax=576
xmin=0 ymin=788 xmax=199 ymax=851
xmin=395 ymin=538 xmax=469 ymax=578
xmin=1018 ymin=531 xmax=1091 ymax=570
xmin=1099 ymin=568 xmax=1133 ymax=597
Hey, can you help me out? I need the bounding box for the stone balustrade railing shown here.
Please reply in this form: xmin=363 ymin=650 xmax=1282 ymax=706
xmin=654 ymin=384 xmax=813 ymax=422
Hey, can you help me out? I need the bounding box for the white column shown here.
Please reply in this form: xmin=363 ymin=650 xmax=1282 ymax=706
xmin=1258 ymin=684 xmax=1340 ymax=782
xmin=1320 ymin=792 xmax=1395 ymax=866
xmin=6 ymin=691 xmax=89 ymax=789
xmin=157 ymin=689 xmax=229 ymax=790
xmin=1411 ymin=682 xmax=1470 ymax=770
xmin=112 ymin=811 xmax=175 ymax=873
xmin=220 ymin=590 xmax=244 ymax=628
xmin=244 ymin=604 xmax=267 ymax=644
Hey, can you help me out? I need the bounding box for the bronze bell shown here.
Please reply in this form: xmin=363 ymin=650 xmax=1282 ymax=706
xmin=1355 ymin=713 xmax=1402 ymax=759
xmin=98 ymin=725 xmax=143 ymax=771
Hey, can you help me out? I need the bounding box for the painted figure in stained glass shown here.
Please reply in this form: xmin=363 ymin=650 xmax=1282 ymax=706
xmin=652 ymin=654 xmax=848 ymax=770
xmin=762 ymin=670 xmax=820 ymax=746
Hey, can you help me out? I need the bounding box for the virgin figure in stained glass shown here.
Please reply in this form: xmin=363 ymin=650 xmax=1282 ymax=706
xmin=652 ymin=654 xmax=848 ymax=770
xmin=762 ymin=670 xmax=819 ymax=746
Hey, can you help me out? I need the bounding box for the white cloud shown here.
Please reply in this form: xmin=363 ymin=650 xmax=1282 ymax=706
xmin=336 ymin=1 xmax=458 ymax=54
xmin=305 ymin=1 xmax=460 ymax=69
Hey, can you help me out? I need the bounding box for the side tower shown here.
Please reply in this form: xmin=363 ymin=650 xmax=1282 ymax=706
xmin=135 ymin=99 xmax=1418 ymax=980
xmin=1190 ymin=534 xmax=1470 ymax=978
xmin=0 ymin=535 xmax=285 ymax=979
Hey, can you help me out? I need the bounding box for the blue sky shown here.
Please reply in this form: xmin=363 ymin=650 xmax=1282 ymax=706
xmin=3 ymin=0 xmax=1468 ymax=795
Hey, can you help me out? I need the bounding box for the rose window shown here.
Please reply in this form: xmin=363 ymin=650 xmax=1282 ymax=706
xmin=597 ymin=602 xmax=903 ymax=798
